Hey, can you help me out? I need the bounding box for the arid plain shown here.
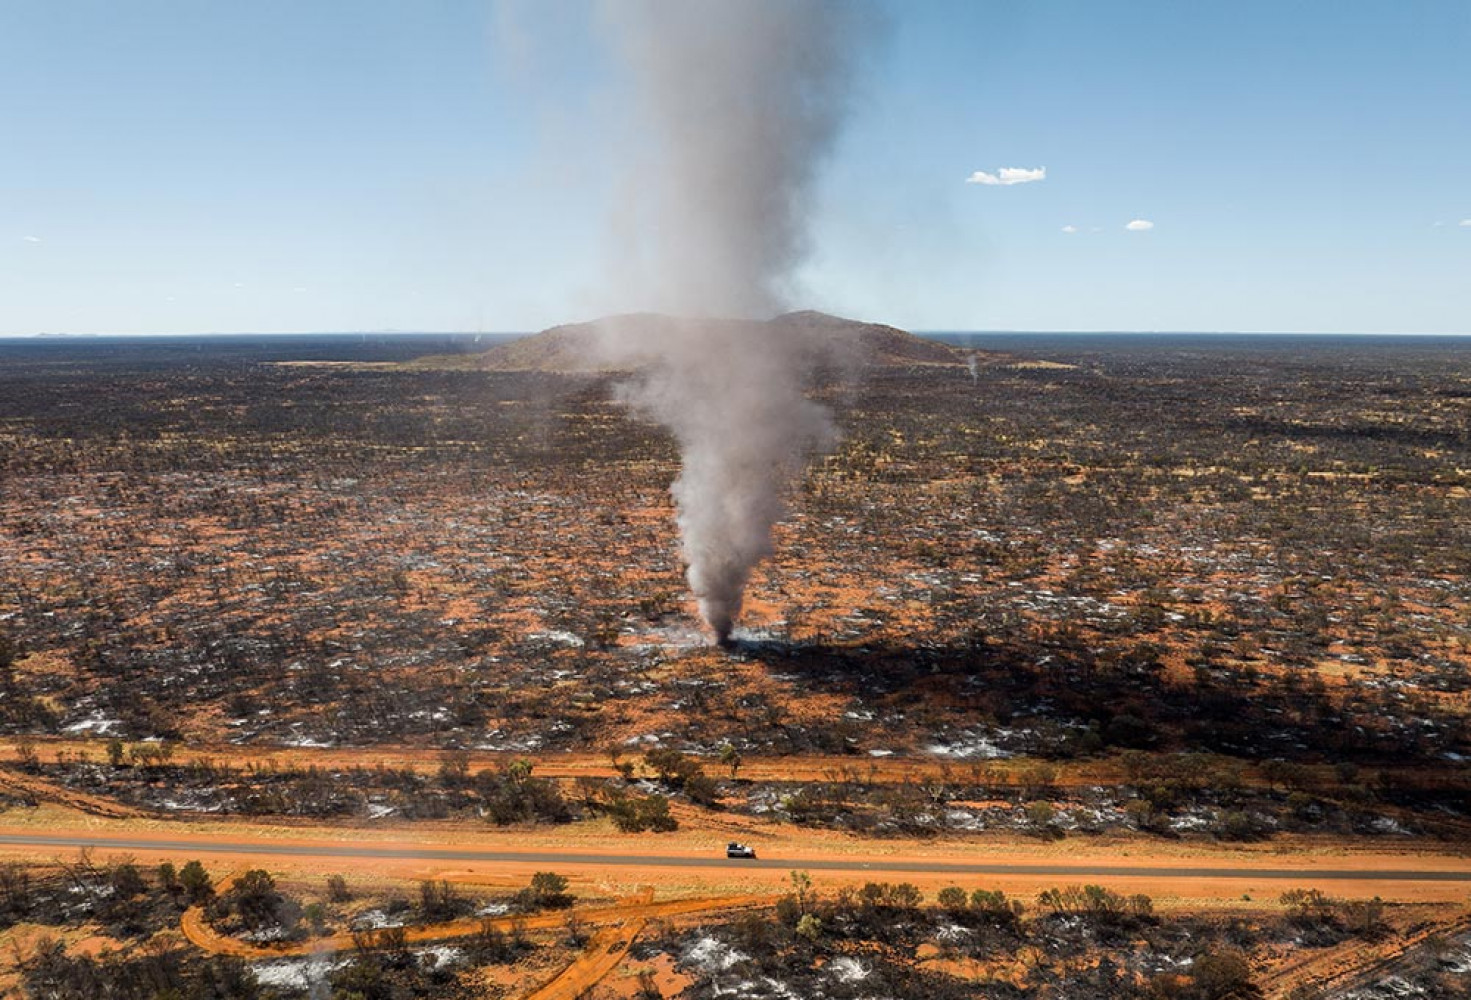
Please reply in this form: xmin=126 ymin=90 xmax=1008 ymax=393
xmin=1 ymin=329 xmax=1468 ymax=999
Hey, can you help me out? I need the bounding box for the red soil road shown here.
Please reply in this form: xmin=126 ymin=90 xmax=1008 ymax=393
xmin=2 ymin=825 xmax=1469 ymax=906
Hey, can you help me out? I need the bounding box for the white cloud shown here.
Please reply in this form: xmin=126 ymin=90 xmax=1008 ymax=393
xmin=1061 ymin=225 xmax=1078 ymax=234
xmin=21 ymin=235 xmax=41 ymax=243
xmin=1460 ymin=219 xmax=1471 ymax=227
xmin=966 ymin=166 xmax=1046 ymax=186
xmin=1125 ymin=219 xmax=1155 ymax=231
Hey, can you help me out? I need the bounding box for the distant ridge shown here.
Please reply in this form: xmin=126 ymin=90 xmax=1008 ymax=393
xmin=460 ymin=311 xmax=969 ymax=372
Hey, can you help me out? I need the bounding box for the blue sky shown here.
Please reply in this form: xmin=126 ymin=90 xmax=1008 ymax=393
xmin=2 ymin=1 xmax=1467 ymax=334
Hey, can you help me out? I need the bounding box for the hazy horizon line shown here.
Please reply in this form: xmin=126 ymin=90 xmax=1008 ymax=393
xmin=3 ymin=328 xmax=1469 ymax=339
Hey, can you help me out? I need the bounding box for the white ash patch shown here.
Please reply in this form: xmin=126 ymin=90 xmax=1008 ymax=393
xmin=759 ymin=976 xmax=802 ymax=999
xmin=351 ymin=909 xmax=404 ymax=930
xmin=624 ymin=732 xmax=677 ymax=746
xmin=62 ymin=712 xmax=123 ymax=736
xmin=925 ymin=730 xmax=1011 ymax=759
xmin=746 ymin=788 xmax=781 ymax=815
xmin=529 ymin=630 xmax=584 ymax=647
xmin=685 ymin=935 xmax=749 ymax=971
xmin=1140 ymin=954 xmax=1195 ymax=973
xmin=628 ymin=623 xmax=708 ymax=653
xmin=474 ymin=732 xmax=544 ymax=752
xmin=1340 ymin=975 xmax=1428 ymax=998
xmin=280 ymin=735 xmax=335 ymax=748
xmin=1369 ymin=815 xmax=1410 ymax=835
xmin=935 ymin=923 xmax=971 ymax=943
xmin=1442 ymin=934 xmax=1471 ymax=974
xmin=157 ymin=792 xmax=223 ymax=813
xmin=1168 ymin=807 xmax=1217 ymax=832
xmin=416 ymin=945 xmax=464 ymax=967
xmin=709 ymin=977 xmax=801 ymax=999
xmin=1056 ymin=803 xmax=1128 ymax=831
xmin=241 ymin=926 xmax=293 ymax=943
xmin=944 ymin=809 xmax=985 ymax=830
xmin=729 ymin=625 xmax=785 ymax=644
xmin=826 ymin=955 xmax=871 ymax=982
xmin=250 ymin=955 xmax=346 ymax=990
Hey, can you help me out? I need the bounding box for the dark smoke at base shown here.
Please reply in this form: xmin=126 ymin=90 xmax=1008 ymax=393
xmin=593 ymin=1 xmax=879 ymax=643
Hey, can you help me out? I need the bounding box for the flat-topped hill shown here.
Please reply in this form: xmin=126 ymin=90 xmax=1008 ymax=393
xmin=455 ymin=311 xmax=967 ymax=372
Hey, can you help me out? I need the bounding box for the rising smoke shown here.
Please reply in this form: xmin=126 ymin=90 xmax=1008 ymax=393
xmin=592 ymin=0 xmax=878 ymax=643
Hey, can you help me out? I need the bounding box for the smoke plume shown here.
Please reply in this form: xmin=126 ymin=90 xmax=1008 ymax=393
xmin=591 ymin=1 xmax=877 ymax=642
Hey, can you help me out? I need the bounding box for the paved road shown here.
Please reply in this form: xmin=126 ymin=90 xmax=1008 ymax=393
xmin=2 ymin=833 xmax=1468 ymax=882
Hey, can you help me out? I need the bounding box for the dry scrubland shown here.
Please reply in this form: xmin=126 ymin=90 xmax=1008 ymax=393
xmin=0 ymin=333 xmax=1468 ymax=999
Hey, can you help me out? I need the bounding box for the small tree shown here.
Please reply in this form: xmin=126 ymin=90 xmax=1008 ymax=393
xmin=1340 ymin=897 xmax=1388 ymax=939
xmin=179 ymin=860 xmax=214 ymax=904
xmin=937 ymin=886 xmax=968 ymax=913
xmin=109 ymin=862 xmax=147 ymax=899
xmin=418 ymin=879 xmax=461 ymax=922
xmin=1026 ymin=800 xmax=1057 ymax=834
xmin=1190 ymin=948 xmax=1262 ymax=1000
xmin=469 ymin=919 xmax=516 ymax=964
xmin=505 ymin=758 xmax=534 ymax=787
xmin=971 ymin=889 xmax=1023 ymax=926
xmin=438 ymin=750 xmax=471 ymax=788
xmin=229 ymin=869 xmax=286 ymax=929
xmin=14 ymin=737 xmax=39 ymax=772
xmin=718 ymin=743 xmax=743 ymax=780
xmin=789 ymin=871 xmax=815 ymax=914
xmin=304 ymin=902 xmax=328 ymax=935
xmin=888 ymin=883 xmax=923 ymax=910
xmin=516 ymin=871 xmax=573 ymax=910
xmin=636 ymin=968 xmax=664 ymax=1000
xmin=609 ymin=747 xmax=635 ymax=781
xmin=0 ymin=862 xmax=33 ymax=918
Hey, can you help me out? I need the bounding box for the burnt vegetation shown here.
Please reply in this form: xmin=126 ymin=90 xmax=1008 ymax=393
xmin=0 ymin=335 xmax=1467 ymax=841
xmin=650 ymin=876 xmax=1364 ymax=1000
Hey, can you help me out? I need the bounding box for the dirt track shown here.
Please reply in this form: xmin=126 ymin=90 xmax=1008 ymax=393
xmin=1259 ymin=912 xmax=1471 ymax=1000
xmin=1 ymin=737 xmax=1126 ymax=786
xmin=0 ymin=736 xmax=1399 ymax=790
xmin=180 ymin=889 xmax=773 ymax=961
xmin=0 ymin=767 xmax=147 ymax=819
xmin=524 ymin=915 xmax=651 ymax=1000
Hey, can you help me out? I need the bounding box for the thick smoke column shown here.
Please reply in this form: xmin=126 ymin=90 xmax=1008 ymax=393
xmin=594 ymin=1 xmax=875 ymax=642
xmin=608 ymin=321 xmax=837 ymax=642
